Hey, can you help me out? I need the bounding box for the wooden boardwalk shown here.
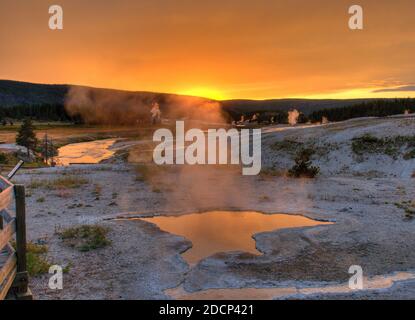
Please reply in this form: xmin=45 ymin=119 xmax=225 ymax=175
xmin=0 ymin=176 xmax=31 ymax=300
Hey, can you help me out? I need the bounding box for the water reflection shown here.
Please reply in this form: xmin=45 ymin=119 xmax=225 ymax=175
xmin=141 ymin=211 xmax=330 ymax=264
xmin=56 ymin=139 xmax=116 ymax=166
xmin=166 ymin=272 xmax=415 ymax=300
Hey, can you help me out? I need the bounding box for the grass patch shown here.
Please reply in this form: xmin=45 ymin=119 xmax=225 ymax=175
xmin=29 ymin=175 xmax=88 ymax=190
xmin=59 ymin=225 xmax=111 ymax=252
xmin=259 ymin=167 xmax=286 ymax=178
xmin=0 ymin=152 xmax=47 ymax=170
xmin=26 ymin=243 xmax=51 ymax=276
xmin=394 ymin=200 xmax=415 ymax=220
xmin=352 ymin=134 xmax=415 ymax=159
xmin=271 ymin=139 xmax=332 ymax=159
xmin=0 ymin=152 xmax=17 ymax=165
xmin=403 ymin=149 xmax=415 ymax=160
xmin=271 ymin=140 xmax=304 ymax=155
xmin=11 ymin=242 xmax=52 ymax=276
xmin=288 ymin=148 xmax=320 ymax=178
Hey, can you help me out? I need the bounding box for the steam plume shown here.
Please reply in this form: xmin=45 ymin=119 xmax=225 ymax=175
xmin=150 ymin=102 xmax=162 ymax=124
xmin=64 ymin=86 xmax=227 ymax=125
xmin=288 ymin=109 xmax=300 ymax=126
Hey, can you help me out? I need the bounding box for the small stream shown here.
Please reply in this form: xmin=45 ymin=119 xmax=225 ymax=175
xmin=56 ymin=139 xmax=117 ymax=166
xmin=166 ymin=271 xmax=415 ymax=300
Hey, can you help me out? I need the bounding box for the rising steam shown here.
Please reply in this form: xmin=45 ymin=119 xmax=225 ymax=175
xmin=150 ymin=102 xmax=162 ymax=124
xmin=288 ymin=109 xmax=300 ymax=126
xmin=65 ymin=86 xmax=152 ymax=125
xmin=64 ymin=86 xmax=227 ymax=125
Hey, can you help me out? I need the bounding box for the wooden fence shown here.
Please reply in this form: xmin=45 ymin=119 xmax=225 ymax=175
xmin=0 ymin=175 xmax=31 ymax=300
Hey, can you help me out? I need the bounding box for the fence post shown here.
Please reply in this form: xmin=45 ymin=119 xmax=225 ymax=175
xmin=13 ymin=185 xmax=30 ymax=297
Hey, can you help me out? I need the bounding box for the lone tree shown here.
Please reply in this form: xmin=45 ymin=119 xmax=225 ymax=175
xmin=39 ymin=134 xmax=58 ymax=164
xmin=288 ymin=148 xmax=320 ymax=178
xmin=16 ymin=118 xmax=38 ymax=157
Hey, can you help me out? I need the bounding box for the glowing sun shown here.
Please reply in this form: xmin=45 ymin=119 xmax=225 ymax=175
xmin=179 ymin=87 xmax=226 ymax=100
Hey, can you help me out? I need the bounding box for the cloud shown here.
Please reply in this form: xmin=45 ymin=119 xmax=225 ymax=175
xmin=373 ymin=85 xmax=415 ymax=93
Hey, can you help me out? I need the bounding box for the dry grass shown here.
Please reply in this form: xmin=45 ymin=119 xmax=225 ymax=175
xmin=59 ymin=225 xmax=111 ymax=252
xmin=11 ymin=242 xmax=51 ymax=276
xmin=259 ymin=167 xmax=287 ymax=178
xmin=288 ymin=148 xmax=320 ymax=178
xmin=352 ymin=134 xmax=415 ymax=159
xmin=26 ymin=243 xmax=51 ymax=276
xmin=271 ymin=140 xmax=304 ymax=155
xmin=92 ymin=184 xmax=102 ymax=199
xmin=134 ymin=164 xmax=169 ymax=183
xmin=28 ymin=175 xmax=89 ymax=190
xmin=394 ymin=200 xmax=415 ymax=220
xmin=0 ymin=152 xmax=16 ymax=165
xmin=404 ymin=149 xmax=415 ymax=160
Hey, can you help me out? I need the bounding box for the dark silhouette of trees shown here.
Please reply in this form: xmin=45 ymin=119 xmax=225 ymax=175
xmin=309 ymin=98 xmax=415 ymax=122
xmin=16 ymin=118 xmax=38 ymax=156
xmin=0 ymin=104 xmax=81 ymax=122
xmin=38 ymin=134 xmax=58 ymax=164
xmin=1 ymin=98 xmax=414 ymax=126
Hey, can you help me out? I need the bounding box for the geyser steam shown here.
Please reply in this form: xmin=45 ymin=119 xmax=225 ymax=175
xmin=150 ymin=102 xmax=162 ymax=124
xmin=64 ymin=86 xmax=227 ymax=125
xmin=288 ymin=109 xmax=300 ymax=126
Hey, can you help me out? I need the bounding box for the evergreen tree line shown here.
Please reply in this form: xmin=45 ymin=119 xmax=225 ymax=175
xmin=0 ymin=104 xmax=81 ymax=122
xmin=1 ymin=98 xmax=414 ymax=125
xmin=238 ymin=111 xmax=291 ymax=124
xmin=308 ymin=98 xmax=415 ymax=122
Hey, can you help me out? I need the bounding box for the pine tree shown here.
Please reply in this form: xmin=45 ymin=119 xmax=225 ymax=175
xmin=288 ymin=148 xmax=320 ymax=178
xmin=16 ymin=118 xmax=38 ymax=157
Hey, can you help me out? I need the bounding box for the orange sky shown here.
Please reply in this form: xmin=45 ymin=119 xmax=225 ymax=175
xmin=1 ymin=0 xmax=415 ymax=100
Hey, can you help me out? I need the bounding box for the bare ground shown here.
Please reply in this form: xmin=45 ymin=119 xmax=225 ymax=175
xmin=8 ymin=115 xmax=415 ymax=299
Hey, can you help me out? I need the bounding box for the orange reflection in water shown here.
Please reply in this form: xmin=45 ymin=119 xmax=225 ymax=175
xmin=141 ymin=211 xmax=331 ymax=264
xmin=57 ymin=139 xmax=116 ymax=166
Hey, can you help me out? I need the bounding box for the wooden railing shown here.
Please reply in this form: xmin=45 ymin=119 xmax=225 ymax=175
xmin=0 ymin=175 xmax=31 ymax=300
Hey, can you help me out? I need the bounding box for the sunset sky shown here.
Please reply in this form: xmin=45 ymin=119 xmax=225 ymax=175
xmin=1 ymin=0 xmax=415 ymax=100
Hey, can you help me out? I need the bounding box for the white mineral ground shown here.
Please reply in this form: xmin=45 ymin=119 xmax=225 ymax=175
xmin=10 ymin=115 xmax=415 ymax=299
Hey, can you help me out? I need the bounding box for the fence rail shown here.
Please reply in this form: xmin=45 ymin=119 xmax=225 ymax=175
xmin=0 ymin=176 xmax=31 ymax=300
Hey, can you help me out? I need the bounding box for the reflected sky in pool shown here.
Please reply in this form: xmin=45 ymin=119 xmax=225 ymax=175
xmin=141 ymin=211 xmax=331 ymax=264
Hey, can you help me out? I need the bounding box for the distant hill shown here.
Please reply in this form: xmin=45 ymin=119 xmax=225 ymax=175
xmin=0 ymin=79 xmax=392 ymax=119
xmin=0 ymin=80 xmax=222 ymax=124
xmin=0 ymin=79 xmax=207 ymax=107
xmin=0 ymin=80 xmax=68 ymax=106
